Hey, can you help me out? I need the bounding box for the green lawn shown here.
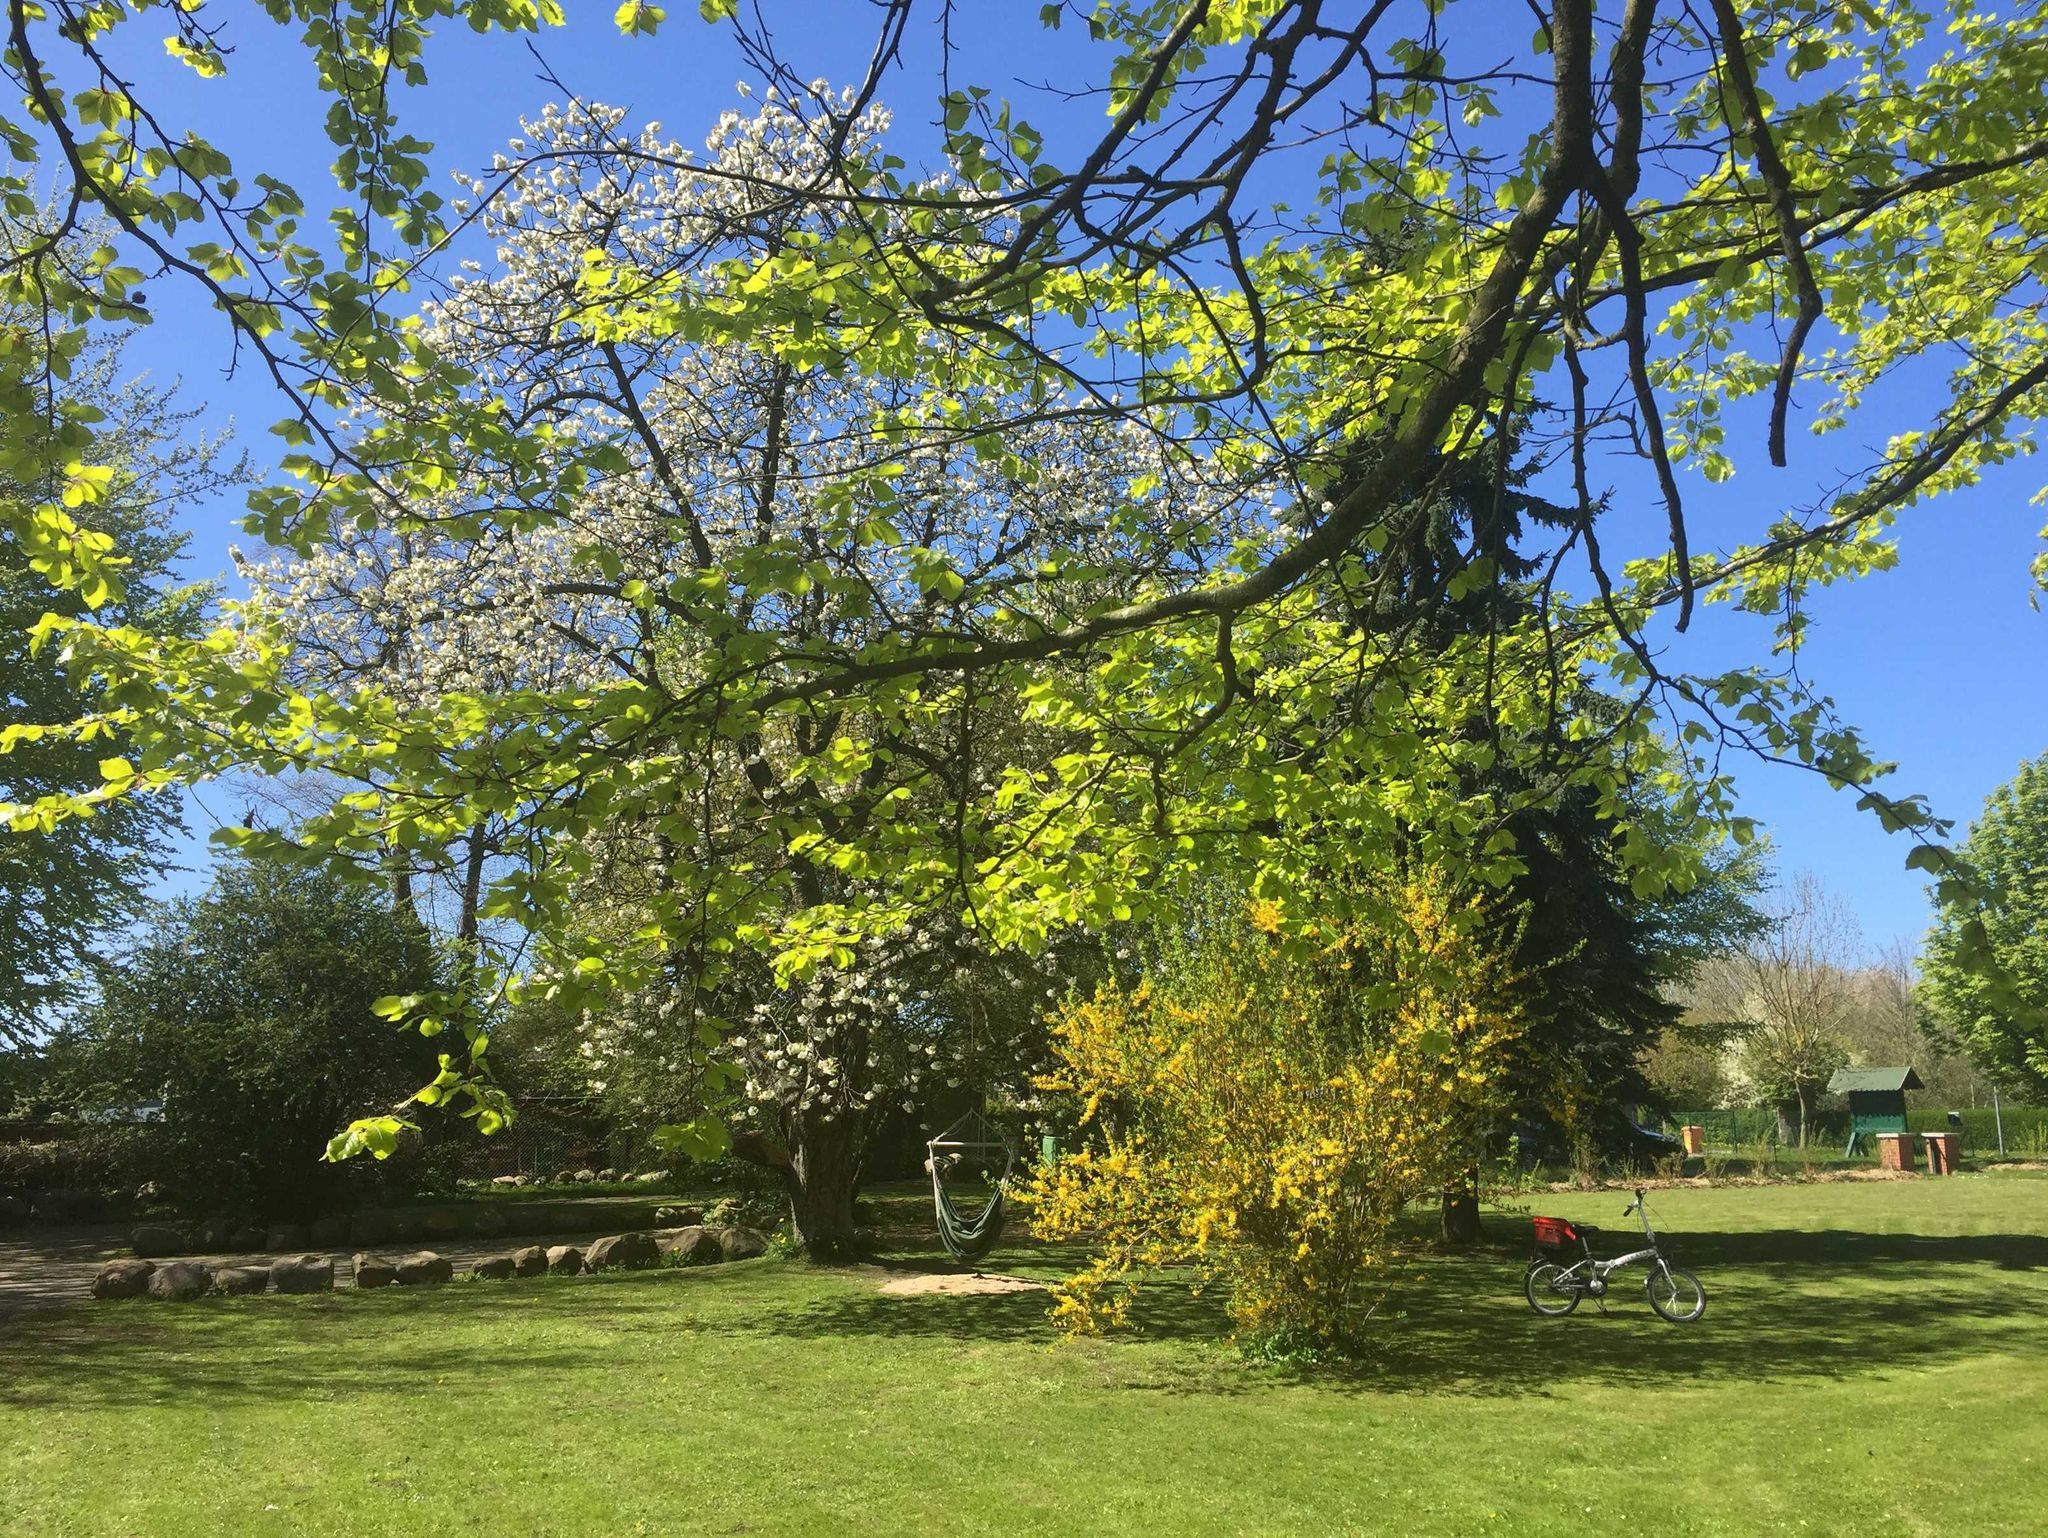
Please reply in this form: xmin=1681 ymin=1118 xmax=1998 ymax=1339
xmin=4 ymin=1174 xmax=2045 ymax=1537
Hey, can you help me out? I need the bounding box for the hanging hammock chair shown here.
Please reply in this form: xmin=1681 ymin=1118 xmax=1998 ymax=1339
xmin=925 ymin=1108 xmax=1015 ymax=1262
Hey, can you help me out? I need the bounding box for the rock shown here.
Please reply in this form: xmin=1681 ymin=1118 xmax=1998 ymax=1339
xmin=511 ymin=1245 xmax=548 ymax=1278
xmin=395 ymin=1251 xmax=452 ymax=1286
xmin=490 ymin=1174 xmax=524 ymax=1187
xmin=349 ymin=1210 xmax=395 ymax=1246
xmin=147 ymin=1261 xmax=214 ymax=1301
xmin=92 ymin=1258 xmax=156 ymax=1300
xmin=656 ymin=1226 xmax=725 ymax=1265
xmin=470 ymin=1255 xmax=517 ymax=1281
xmin=545 ymin=1244 xmax=585 ymax=1276
xmin=571 ymin=1168 xmax=598 ymax=1184
xmin=470 ymin=1207 xmax=509 ymax=1238
xmin=265 ymin=1224 xmax=310 ymax=1253
xmin=596 ymin=1168 xmax=619 ymax=1183
xmin=550 ymin=1168 xmax=575 ymax=1185
xmin=353 ymin=1253 xmax=398 ymax=1289
xmin=130 ymin=1223 xmax=190 ymax=1259
xmin=308 ymin=1215 xmax=351 ymax=1247
xmin=654 ymin=1204 xmax=704 ymax=1227
xmin=270 ymin=1254 xmax=334 ymax=1294
xmin=190 ymin=1216 xmax=234 ymax=1252
xmin=632 ymin=1171 xmax=667 ymax=1184
xmin=586 ymin=1231 xmax=659 ymax=1272
xmin=227 ymin=1224 xmax=269 ymax=1251
xmin=716 ymin=1226 xmax=770 ymax=1262
xmin=214 ymin=1265 xmax=269 ymax=1297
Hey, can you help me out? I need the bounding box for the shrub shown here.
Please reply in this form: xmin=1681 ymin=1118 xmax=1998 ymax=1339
xmin=1022 ymin=873 xmax=1526 ymax=1354
xmin=0 ymin=1124 xmax=152 ymax=1213
xmin=54 ymin=857 xmax=443 ymax=1217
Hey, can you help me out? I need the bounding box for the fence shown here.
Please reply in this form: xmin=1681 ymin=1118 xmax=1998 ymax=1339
xmin=1664 ymin=1104 xmax=2048 ymax=1158
xmin=1662 ymin=1108 xmax=1845 ymax=1151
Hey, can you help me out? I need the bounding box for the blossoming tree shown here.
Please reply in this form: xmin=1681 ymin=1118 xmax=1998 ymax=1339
xmin=4 ymin=1 xmax=2045 ymax=1235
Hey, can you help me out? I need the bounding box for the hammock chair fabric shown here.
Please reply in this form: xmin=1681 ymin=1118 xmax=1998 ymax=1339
xmin=926 ymin=1109 xmax=1014 ymax=1262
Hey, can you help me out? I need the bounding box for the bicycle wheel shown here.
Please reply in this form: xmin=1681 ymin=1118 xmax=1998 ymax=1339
xmin=1646 ymin=1262 xmax=1706 ymax=1323
xmin=1525 ymin=1260 xmax=1580 ymax=1316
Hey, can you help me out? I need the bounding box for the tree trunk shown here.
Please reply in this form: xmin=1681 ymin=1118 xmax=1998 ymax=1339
xmin=1440 ymin=1182 xmax=1485 ymax=1247
xmin=1795 ymin=1085 xmax=1812 ymax=1148
xmin=787 ymin=1110 xmax=860 ymax=1259
xmin=386 ymin=838 xmax=423 ymax=930
xmin=730 ymin=1116 xmax=860 ymax=1258
xmin=457 ymin=829 xmax=487 ymax=943
xmin=731 ymin=993 xmax=873 ymax=1259
xmin=1773 ymin=1102 xmax=1798 ymax=1146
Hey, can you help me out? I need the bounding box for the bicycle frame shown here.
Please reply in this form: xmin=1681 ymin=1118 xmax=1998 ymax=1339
xmin=1541 ymin=1192 xmax=1672 ymax=1295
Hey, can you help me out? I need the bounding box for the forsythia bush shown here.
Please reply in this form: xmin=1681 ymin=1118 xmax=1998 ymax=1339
xmin=1021 ymin=874 xmax=1526 ymax=1352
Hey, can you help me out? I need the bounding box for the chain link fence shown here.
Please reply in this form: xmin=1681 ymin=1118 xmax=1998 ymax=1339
xmin=1662 ymin=1104 xmax=2048 ymax=1159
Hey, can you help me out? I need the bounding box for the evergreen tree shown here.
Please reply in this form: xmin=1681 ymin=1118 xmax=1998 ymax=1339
xmin=1 ymin=227 xmax=242 ymax=1041
xmin=54 ymin=857 xmax=443 ymax=1216
xmin=1324 ymin=437 xmax=1764 ymax=1234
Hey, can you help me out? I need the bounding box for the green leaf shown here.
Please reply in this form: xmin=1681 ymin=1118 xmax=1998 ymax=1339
xmin=1413 ymin=1026 xmax=1453 ymax=1059
xmin=616 ymin=1 xmax=667 ymax=35
xmin=652 ymin=1115 xmax=732 ymax=1161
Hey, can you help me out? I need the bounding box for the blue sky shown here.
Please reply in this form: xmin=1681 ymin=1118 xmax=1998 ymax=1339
xmin=96 ymin=1 xmax=2048 ymax=956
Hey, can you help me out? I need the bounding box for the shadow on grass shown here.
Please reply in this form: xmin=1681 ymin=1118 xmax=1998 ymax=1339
xmin=739 ymin=1225 xmax=2048 ymax=1397
xmin=0 ymin=1268 xmax=774 ymax=1410
xmin=4 ymin=1225 xmax=2043 ymax=1409
xmin=1659 ymin=1228 xmax=2048 ymax=1272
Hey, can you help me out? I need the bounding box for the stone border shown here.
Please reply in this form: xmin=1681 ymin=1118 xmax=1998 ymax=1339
xmin=125 ymin=1202 xmax=720 ymax=1259
xmin=91 ymin=1226 xmax=770 ymax=1304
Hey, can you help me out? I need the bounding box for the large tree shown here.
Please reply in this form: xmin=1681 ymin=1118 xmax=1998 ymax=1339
xmin=235 ymin=98 xmax=1204 ymax=1249
xmin=1716 ymin=873 xmax=1860 ymax=1145
xmin=1274 ymin=437 xmax=1767 ymax=1231
xmin=1922 ymin=752 xmax=2048 ymax=1099
xmin=0 ymin=226 xmax=239 ymax=1040
xmin=4 ymin=2 xmax=2045 ymax=1188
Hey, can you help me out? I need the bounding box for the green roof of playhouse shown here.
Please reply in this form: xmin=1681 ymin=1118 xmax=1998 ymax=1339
xmin=1828 ymin=1066 xmax=1924 ymax=1094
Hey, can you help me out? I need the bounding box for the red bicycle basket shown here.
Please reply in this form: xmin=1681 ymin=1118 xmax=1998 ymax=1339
xmin=1533 ymin=1215 xmax=1579 ymax=1248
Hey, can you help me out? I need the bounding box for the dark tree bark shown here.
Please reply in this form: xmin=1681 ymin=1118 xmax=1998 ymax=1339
xmin=457 ymin=828 xmax=487 ymax=943
xmin=1773 ymin=1102 xmax=1799 ymax=1146
xmin=732 ymin=1114 xmax=862 ymax=1258
xmin=1440 ymin=1179 xmax=1486 ymax=1247
xmin=787 ymin=1109 xmax=860 ymax=1258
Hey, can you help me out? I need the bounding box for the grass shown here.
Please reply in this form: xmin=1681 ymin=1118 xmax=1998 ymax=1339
xmin=4 ymin=1174 xmax=2045 ymax=1537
